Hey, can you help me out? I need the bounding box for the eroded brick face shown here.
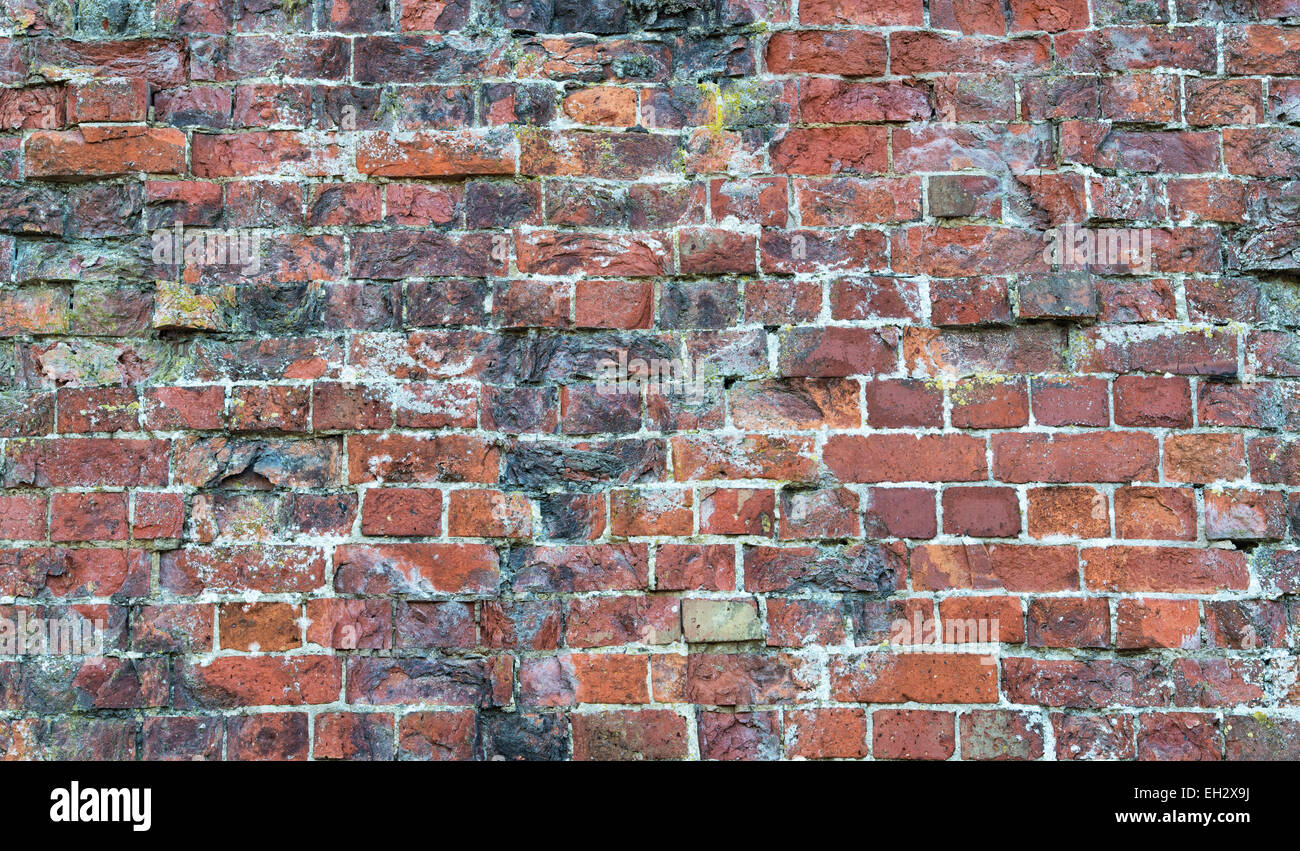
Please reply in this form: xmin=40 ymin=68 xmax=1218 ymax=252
xmin=0 ymin=0 xmax=1297 ymax=761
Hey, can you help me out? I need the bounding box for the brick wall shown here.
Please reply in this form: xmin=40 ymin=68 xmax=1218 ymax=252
xmin=0 ymin=0 xmax=1298 ymax=760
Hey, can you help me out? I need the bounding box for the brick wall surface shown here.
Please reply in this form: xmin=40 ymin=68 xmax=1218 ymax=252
xmin=0 ymin=0 xmax=1298 ymax=761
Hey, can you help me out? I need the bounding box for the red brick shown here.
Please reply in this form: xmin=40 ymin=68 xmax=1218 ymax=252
xmin=192 ymin=131 xmax=343 ymax=178
xmin=826 ymin=434 xmax=986 ymax=483
xmin=1163 ymin=434 xmax=1246 ymax=483
xmin=520 ymin=653 xmax=650 ymax=706
xmin=314 ymin=712 xmax=394 ymax=761
xmin=334 ymin=543 xmax=500 ymax=595
xmin=56 ymin=387 xmax=138 ymax=434
xmin=1113 ymin=376 xmax=1191 ymax=427
xmin=480 ymin=600 xmax=561 ymax=651
xmin=699 ymin=488 xmax=775 ymax=537
xmin=1138 ymin=713 xmax=1222 ymax=761
xmin=1100 ymin=74 xmax=1178 ymax=122
xmin=1115 ymin=486 xmax=1197 ymax=541
xmin=1004 ymin=657 xmax=1170 ymax=708
xmin=1030 ymin=376 xmax=1108 ymax=427
xmin=511 ymin=544 xmax=649 ymax=593
xmin=785 ymin=708 xmax=867 ymax=759
xmin=1027 ymin=486 xmax=1109 ymax=539
xmin=698 ymin=711 xmax=780 ymax=761
xmin=4 ymin=439 xmax=170 ymax=488
xmin=912 ymin=544 xmax=1078 ymax=592
xmin=864 ymin=379 xmax=941 ymax=428
xmin=655 ymin=544 xmax=735 ymax=591
xmin=892 ymin=32 xmax=1050 ymax=76
xmin=175 ymin=657 xmax=341 ymax=708
xmin=562 ymin=87 xmax=636 ymax=126
xmin=938 ymin=596 xmax=1025 ymax=644
xmin=574 ymin=280 xmax=653 ymax=329
xmin=346 ymin=434 xmax=498 ymax=484
xmin=0 ymin=495 xmax=45 ymax=540
xmin=1172 ymin=658 xmax=1266 ymax=708
xmin=712 ymin=176 xmax=789 ymax=227
xmin=862 ymin=487 xmax=936 ymax=539
xmin=312 ymin=383 xmax=393 ymax=430
xmin=731 ymin=379 xmax=860 ymax=430
xmin=801 ymin=0 xmax=922 ymax=25
xmin=142 ymin=386 xmax=225 ymax=430
xmin=766 ymin=598 xmax=846 ymax=647
xmin=745 ymin=543 xmax=903 ymax=594
xmin=951 ymin=377 xmax=1029 ymax=428
xmin=1009 ymin=0 xmax=1088 ymax=31
xmin=397 ymin=711 xmax=476 ymax=761
xmin=305 ymin=598 xmax=392 ymax=650
xmin=2 ymin=7 xmax=1294 ymax=764
xmin=992 ymin=432 xmax=1159 ymax=483
xmin=1167 ymin=178 xmax=1247 ymax=223
xmin=161 ymin=546 xmax=325 ymax=595
xmin=50 ymin=492 xmax=127 ymax=542
xmin=686 ymin=653 xmax=818 ymax=705
xmin=66 ymin=79 xmax=148 ymax=123
xmin=219 ymin=602 xmax=301 ymax=652
xmin=571 ymin=710 xmax=689 ymax=760
xmin=346 ymin=656 xmax=511 ymax=707
xmin=1083 ymin=546 xmax=1249 ymax=593
xmin=1186 ymin=78 xmax=1261 ymax=126
xmin=227 ymin=713 xmax=309 ymax=761
xmin=1027 ymin=597 xmax=1110 ymax=648
xmin=1204 ymin=489 xmax=1286 ymax=540
xmin=960 ymin=711 xmax=1044 ymax=761
xmin=229 ymin=385 xmax=310 ymax=432
xmin=873 ymin=710 xmax=955 ymax=760
xmin=942 ymin=487 xmax=1020 ymax=537
xmin=1225 ymin=25 xmax=1300 ymax=75
xmin=771 ymin=126 xmax=889 ymax=175
xmin=610 ymin=489 xmax=693 ymax=537
xmin=447 ymin=489 xmax=532 ymax=539
xmin=130 ymin=492 xmax=183 ymax=540
xmin=565 ymin=596 xmax=681 ymax=647
xmin=26 ymin=126 xmax=185 ymax=177
xmin=930 ymin=279 xmax=1014 ymax=328
xmin=1223 ymin=716 xmax=1300 ymax=760
xmin=1250 ymin=437 xmax=1300 ymax=485
xmin=830 ymin=653 xmax=997 ymax=703
xmin=361 ymin=488 xmax=441 ymax=536
xmin=1117 ymin=598 xmax=1201 ymax=650
xmin=779 ymin=487 xmax=859 ymax=540
xmin=672 ymin=434 xmax=817 ymax=482
xmin=1053 ymin=713 xmax=1136 ymax=760
xmin=1205 ymin=600 xmax=1286 ymax=649
xmin=765 ymin=31 xmax=886 ymax=75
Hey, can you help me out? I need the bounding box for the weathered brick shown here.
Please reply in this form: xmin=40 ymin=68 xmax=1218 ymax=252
xmin=1027 ymin=597 xmax=1110 ymax=648
xmin=335 ymin=543 xmax=500 ymax=596
xmin=26 ymin=127 xmax=185 ymax=177
xmin=1083 ymin=546 xmax=1249 ymax=593
xmin=571 ymin=710 xmax=688 ymax=761
xmin=960 ymin=711 xmax=1044 ymax=761
xmin=1117 ymin=598 xmax=1201 ymax=650
xmin=682 ymin=598 xmax=762 ymax=643
xmin=830 ymin=653 xmax=997 ymax=703
xmin=1027 ymin=486 xmax=1109 ymax=539
xmin=992 ymin=432 xmax=1159 ymax=483
xmin=698 ymin=710 xmax=780 ymax=761
xmin=912 ymin=544 xmax=1078 ymax=592
xmin=873 ymin=710 xmax=955 ymax=760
